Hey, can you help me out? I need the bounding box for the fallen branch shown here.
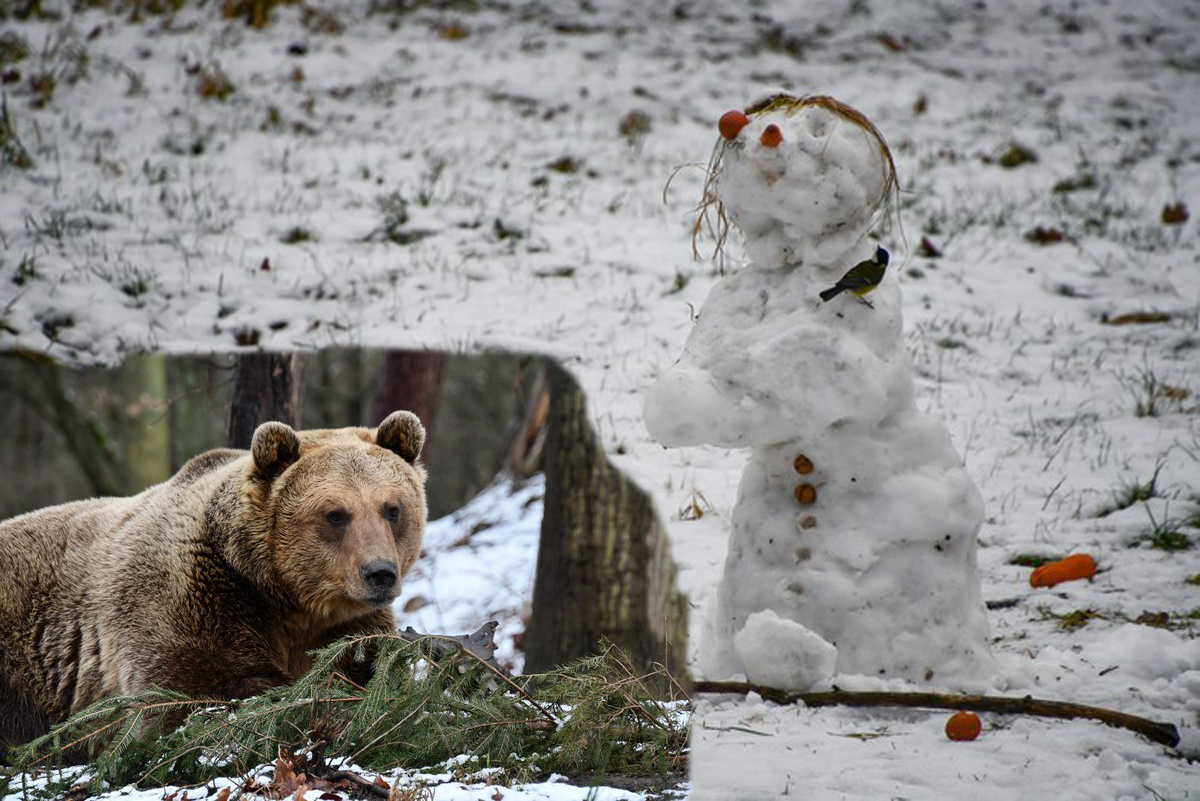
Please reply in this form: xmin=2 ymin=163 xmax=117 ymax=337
xmin=318 ymin=769 xmax=390 ymax=799
xmin=398 ymin=621 xmax=506 ymax=672
xmin=691 ymin=681 xmax=1180 ymax=748
xmin=399 ymin=621 xmax=559 ymax=729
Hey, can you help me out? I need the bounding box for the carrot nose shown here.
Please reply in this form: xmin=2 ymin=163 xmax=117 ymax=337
xmin=718 ymin=109 xmax=749 ymax=140
xmin=761 ymin=124 xmax=783 ymax=148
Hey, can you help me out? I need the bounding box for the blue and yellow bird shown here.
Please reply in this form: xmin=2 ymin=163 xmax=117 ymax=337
xmin=819 ymin=246 xmax=890 ymax=307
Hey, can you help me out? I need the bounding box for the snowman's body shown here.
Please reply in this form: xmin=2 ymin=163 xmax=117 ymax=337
xmin=646 ymin=98 xmax=996 ymax=689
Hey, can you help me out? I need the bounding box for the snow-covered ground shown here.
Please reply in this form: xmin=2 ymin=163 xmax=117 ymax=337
xmin=396 ymin=473 xmax=544 ymax=674
xmin=2 ymin=0 xmax=1199 ymax=798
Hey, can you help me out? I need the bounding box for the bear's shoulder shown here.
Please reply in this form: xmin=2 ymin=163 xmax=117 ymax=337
xmin=171 ymin=448 xmax=246 ymax=487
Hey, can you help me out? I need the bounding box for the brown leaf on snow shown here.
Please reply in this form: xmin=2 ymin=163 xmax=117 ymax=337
xmin=916 ymin=236 xmax=942 ymax=258
xmin=1024 ymin=226 xmax=1065 ymax=245
xmin=213 ymin=789 xmax=231 ymax=801
xmin=271 ymin=754 xmax=308 ymax=798
xmin=1162 ymin=202 xmax=1189 ymax=224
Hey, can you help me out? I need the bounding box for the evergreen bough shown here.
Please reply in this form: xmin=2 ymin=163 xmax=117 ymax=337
xmin=2 ymin=633 xmax=687 ymax=798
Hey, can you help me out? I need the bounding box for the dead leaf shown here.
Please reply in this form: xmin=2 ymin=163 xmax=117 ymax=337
xmin=439 ymin=22 xmax=470 ymax=40
xmin=1024 ymin=226 xmax=1065 ymax=245
xmin=917 ymin=236 xmax=942 ymax=258
xmin=214 ymin=789 xmax=231 ymax=801
xmin=1162 ymin=202 xmax=1189 ymax=224
xmin=1160 ymin=385 xmax=1190 ymax=401
xmin=271 ymin=752 xmax=309 ymax=798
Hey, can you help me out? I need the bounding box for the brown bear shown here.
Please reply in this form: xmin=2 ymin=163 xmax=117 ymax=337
xmin=0 ymin=410 xmax=427 ymax=754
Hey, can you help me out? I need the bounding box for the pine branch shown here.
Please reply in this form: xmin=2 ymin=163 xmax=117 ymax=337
xmin=6 ymin=633 xmax=686 ymax=799
xmin=692 ymin=681 xmax=1181 ymax=748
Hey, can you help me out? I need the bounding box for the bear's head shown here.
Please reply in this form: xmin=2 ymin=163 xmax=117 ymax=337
xmin=249 ymin=411 xmax=428 ymax=624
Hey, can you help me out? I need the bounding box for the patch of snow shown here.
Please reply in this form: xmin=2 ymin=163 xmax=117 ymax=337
xmin=396 ymin=474 xmax=544 ymax=674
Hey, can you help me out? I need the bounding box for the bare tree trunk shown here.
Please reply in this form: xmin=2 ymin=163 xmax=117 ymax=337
xmin=371 ymin=349 xmax=446 ymax=465
xmin=523 ymin=360 xmax=688 ymax=687
xmin=228 ymin=352 xmax=307 ymax=449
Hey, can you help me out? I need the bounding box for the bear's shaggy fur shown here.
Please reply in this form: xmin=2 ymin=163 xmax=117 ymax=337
xmin=0 ymin=411 xmax=427 ymax=753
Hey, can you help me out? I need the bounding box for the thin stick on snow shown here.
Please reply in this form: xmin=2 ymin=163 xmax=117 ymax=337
xmin=691 ymin=682 xmax=1181 ymax=748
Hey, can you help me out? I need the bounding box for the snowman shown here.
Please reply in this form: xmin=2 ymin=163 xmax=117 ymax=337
xmin=646 ymin=95 xmax=996 ymax=691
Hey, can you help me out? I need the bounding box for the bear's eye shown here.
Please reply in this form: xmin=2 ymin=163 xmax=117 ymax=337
xmin=326 ymin=509 xmax=350 ymax=526
xmin=384 ymin=504 xmax=401 ymax=523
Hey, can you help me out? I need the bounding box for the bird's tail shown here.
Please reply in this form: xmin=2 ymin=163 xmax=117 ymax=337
xmin=819 ymin=286 xmax=842 ymax=302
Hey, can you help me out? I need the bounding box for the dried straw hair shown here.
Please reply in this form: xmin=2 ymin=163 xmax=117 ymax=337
xmin=690 ymin=94 xmax=901 ymax=269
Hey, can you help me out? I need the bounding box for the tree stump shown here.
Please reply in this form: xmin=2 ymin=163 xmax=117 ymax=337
xmin=524 ymin=359 xmax=688 ymax=690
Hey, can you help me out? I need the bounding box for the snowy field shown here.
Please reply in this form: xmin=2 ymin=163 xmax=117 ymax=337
xmin=2 ymin=0 xmax=1199 ymax=798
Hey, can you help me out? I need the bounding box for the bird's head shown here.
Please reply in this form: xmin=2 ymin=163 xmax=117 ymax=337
xmin=875 ymin=245 xmax=890 ymax=266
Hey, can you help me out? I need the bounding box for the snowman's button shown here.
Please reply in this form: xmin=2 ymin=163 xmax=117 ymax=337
xmin=795 ymin=484 xmax=817 ymax=505
xmin=794 ymin=454 xmax=814 ymax=474
xmin=799 ymin=515 xmax=817 ymax=530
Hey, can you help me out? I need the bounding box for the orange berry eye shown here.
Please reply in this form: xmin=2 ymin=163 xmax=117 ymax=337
xmin=718 ymin=109 xmax=750 ymax=140
xmin=760 ymin=124 xmax=783 ymax=148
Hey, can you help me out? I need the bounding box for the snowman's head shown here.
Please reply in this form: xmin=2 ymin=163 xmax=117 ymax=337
xmin=697 ymin=95 xmax=897 ymax=270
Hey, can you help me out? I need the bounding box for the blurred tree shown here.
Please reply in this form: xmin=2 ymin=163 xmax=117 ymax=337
xmin=0 ymin=354 xmax=121 ymax=502
xmin=123 ymin=354 xmax=172 ymax=492
xmin=228 ymin=352 xmax=307 ymax=449
xmin=0 ymin=350 xmax=538 ymax=522
xmin=371 ymin=349 xmax=447 ymax=466
xmin=523 ymin=359 xmax=688 ymax=687
xmin=166 ymin=356 xmax=235 ymax=471
xmin=303 ymin=350 xmax=378 ymax=430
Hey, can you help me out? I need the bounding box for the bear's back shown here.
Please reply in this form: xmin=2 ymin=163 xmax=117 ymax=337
xmin=170 ymin=447 xmax=246 ymax=487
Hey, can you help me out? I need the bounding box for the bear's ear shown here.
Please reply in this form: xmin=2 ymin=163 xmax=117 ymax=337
xmin=376 ymin=411 xmax=425 ymax=464
xmin=251 ymin=421 xmax=301 ymax=481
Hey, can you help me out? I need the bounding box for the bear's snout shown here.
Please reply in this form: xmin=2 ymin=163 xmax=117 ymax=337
xmin=361 ymin=558 xmax=398 ymax=598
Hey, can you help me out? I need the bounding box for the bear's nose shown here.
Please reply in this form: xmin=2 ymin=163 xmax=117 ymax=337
xmin=361 ymin=559 xmax=398 ymax=592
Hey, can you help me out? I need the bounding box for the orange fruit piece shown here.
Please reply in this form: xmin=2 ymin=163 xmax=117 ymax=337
xmin=945 ymin=711 xmax=981 ymax=741
xmin=1029 ymin=553 xmax=1096 ymax=588
xmin=718 ymin=110 xmax=749 ymax=140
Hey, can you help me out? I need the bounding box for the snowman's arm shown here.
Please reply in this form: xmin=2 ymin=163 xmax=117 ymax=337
xmin=644 ymin=363 xmax=770 ymax=448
